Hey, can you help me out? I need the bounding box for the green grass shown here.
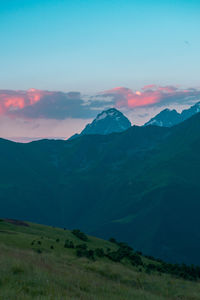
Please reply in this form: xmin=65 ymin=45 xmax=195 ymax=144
xmin=1 ymin=219 xmax=200 ymax=299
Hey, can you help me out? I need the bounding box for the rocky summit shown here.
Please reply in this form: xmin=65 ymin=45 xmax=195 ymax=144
xmin=81 ymin=108 xmax=131 ymax=135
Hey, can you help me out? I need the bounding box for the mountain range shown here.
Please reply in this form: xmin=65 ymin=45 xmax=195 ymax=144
xmin=144 ymin=101 xmax=200 ymax=127
xmin=70 ymin=101 xmax=200 ymax=140
xmin=1 ymin=110 xmax=200 ymax=264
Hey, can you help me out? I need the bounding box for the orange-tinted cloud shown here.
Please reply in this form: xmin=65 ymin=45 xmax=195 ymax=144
xmin=101 ymin=86 xmax=200 ymax=108
xmin=0 ymin=89 xmax=53 ymax=116
xmin=1 ymin=86 xmax=200 ymax=121
xmin=0 ymin=89 xmax=99 ymax=120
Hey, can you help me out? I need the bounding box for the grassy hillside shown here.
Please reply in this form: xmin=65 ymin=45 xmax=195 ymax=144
xmin=1 ymin=219 xmax=200 ymax=300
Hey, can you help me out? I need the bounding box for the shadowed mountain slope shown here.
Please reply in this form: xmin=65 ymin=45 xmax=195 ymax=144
xmin=1 ymin=114 xmax=200 ymax=264
xmin=144 ymin=101 xmax=200 ymax=127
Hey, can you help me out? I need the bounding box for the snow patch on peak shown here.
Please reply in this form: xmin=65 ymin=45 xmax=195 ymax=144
xmin=96 ymin=112 xmax=108 ymax=121
xmin=95 ymin=108 xmax=121 ymax=122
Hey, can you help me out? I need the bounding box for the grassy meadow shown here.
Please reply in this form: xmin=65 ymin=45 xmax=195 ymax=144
xmin=0 ymin=219 xmax=200 ymax=299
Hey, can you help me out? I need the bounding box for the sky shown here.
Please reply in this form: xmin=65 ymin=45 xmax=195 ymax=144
xmin=0 ymin=0 xmax=200 ymax=141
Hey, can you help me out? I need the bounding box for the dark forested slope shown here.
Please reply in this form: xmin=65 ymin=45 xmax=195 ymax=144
xmin=1 ymin=113 xmax=200 ymax=264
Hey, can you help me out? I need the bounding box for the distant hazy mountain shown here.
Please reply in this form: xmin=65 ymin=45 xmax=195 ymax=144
xmin=144 ymin=101 xmax=200 ymax=127
xmin=69 ymin=108 xmax=131 ymax=140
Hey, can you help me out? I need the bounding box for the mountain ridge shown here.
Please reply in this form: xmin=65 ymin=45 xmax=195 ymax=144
xmin=144 ymin=101 xmax=200 ymax=127
xmin=1 ymin=113 xmax=200 ymax=264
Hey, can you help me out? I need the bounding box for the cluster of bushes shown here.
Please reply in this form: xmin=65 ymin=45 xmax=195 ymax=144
xmin=95 ymin=248 xmax=105 ymax=257
xmin=145 ymin=262 xmax=200 ymax=281
xmin=31 ymin=228 xmax=200 ymax=282
xmin=65 ymin=235 xmax=143 ymax=266
xmin=107 ymin=240 xmax=143 ymax=266
xmin=72 ymin=229 xmax=88 ymax=241
xmin=31 ymin=240 xmax=42 ymax=245
xmin=64 ymin=239 xmax=75 ymax=248
xmin=109 ymin=237 xmax=200 ymax=281
xmin=62 ymin=232 xmax=143 ymax=265
xmin=76 ymin=244 xmax=95 ymax=259
xmin=144 ymin=254 xmax=163 ymax=263
xmin=64 ymin=240 xmax=105 ymax=260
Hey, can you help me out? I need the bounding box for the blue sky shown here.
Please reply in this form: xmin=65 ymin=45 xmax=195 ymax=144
xmin=0 ymin=0 xmax=200 ymax=92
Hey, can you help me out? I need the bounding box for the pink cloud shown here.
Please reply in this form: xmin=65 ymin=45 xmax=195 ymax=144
xmin=101 ymin=86 xmax=162 ymax=107
xmin=102 ymin=85 xmax=200 ymax=108
xmin=0 ymin=89 xmax=98 ymax=120
xmin=0 ymin=89 xmax=53 ymax=116
xmin=1 ymin=86 xmax=200 ymax=121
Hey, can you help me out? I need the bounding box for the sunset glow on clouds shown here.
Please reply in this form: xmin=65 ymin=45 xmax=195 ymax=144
xmin=1 ymin=85 xmax=200 ymax=121
xmin=101 ymin=86 xmax=200 ymax=109
xmin=0 ymin=90 xmax=97 ymax=120
xmin=1 ymin=85 xmax=200 ymax=141
xmin=0 ymin=89 xmax=53 ymax=116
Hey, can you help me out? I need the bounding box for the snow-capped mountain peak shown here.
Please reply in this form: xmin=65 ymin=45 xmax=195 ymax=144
xmin=144 ymin=108 xmax=181 ymax=127
xmin=144 ymin=101 xmax=200 ymax=128
xmin=81 ymin=108 xmax=131 ymax=135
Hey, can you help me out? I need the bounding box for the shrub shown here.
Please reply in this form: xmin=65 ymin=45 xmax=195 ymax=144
xmin=72 ymin=229 xmax=88 ymax=241
xmin=138 ymin=268 xmax=142 ymax=272
xmin=11 ymin=266 xmax=24 ymax=275
xmin=76 ymin=244 xmax=87 ymax=250
xmin=117 ymin=242 xmax=133 ymax=252
xmin=107 ymin=251 xmax=122 ymax=262
xmin=87 ymin=250 xmax=94 ymax=260
xmin=109 ymin=237 xmax=117 ymax=244
xmin=56 ymin=238 xmax=60 ymax=243
xmin=106 ymin=241 xmax=142 ymax=265
xmin=64 ymin=239 xmax=74 ymax=248
xmin=76 ymin=249 xmax=85 ymax=257
xmin=95 ymin=248 xmax=105 ymax=257
xmin=129 ymin=253 xmax=143 ymax=266
xmin=76 ymin=244 xmax=94 ymax=260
